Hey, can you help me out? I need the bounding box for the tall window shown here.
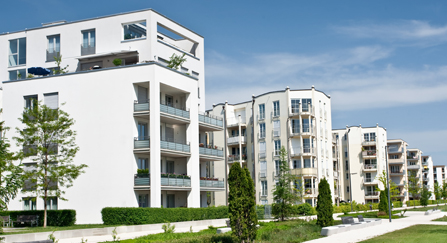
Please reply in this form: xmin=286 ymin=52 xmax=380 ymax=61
xmin=9 ymin=69 xmax=26 ymax=81
xmin=261 ymin=181 xmax=267 ymax=196
xmin=273 ymin=120 xmax=281 ymax=137
xmin=293 ymin=160 xmax=301 ymax=169
xmin=23 ymin=197 xmax=36 ymax=210
xmin=259 ymin=142 xmax=266 ymax=158
xmin=138 ymin=158 xmax=148 ymax=169
xmin=276 ymin=160 xmax=281 ymax=175
xmin=24 ymin=95 xmax=38 ymax=110
xmin=291 ymin=119 xmax=300 ymax=134
xmin=259 ymin=104 xmax=265 ymax=120
xmin=365 ymin=173 xmax=372 ymax=182
xmin=44 ymin=93 xmax=58 ymax=110
xmin=46 ymin=197 xmax=58 ymax=210
xmin=273 ymin=101 xmax=280 ymax=117
xmin=139 ymin=194 xmax=149 ymax=207
xmin=47 ymin=35 xmax=60 ymax=55
xmin=274 ymin=140 xmax=281 ymax=156
xmin=259 ymin=123 xmax=266 ymax=138
xmin=345 ymin=160 xmax=349 ymax=170
xmin=303 ymin=138 xmax=311 ymax=153
xmin=291 ymin=99 xmax=300 ymax=113
xmin=304 ymin=158 xmax=311 ymax=168
xmin=302 ymin=99 xmax=312 ymax=112
xmin=123 ymin=21 xmax=147 ymax=40
xmin=9 ymin=38 xmax=26 ymax=66
xmin=260 ymin=161 xmax=267 ymax=178
xmin=82 ymin=29 xmax=96 ymax=55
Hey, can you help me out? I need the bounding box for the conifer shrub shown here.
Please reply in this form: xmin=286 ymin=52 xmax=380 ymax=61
xmin=316 ymin=178 xmax=333 ymax=227
xmin=378 ymin=189 xmax=388 ymax=214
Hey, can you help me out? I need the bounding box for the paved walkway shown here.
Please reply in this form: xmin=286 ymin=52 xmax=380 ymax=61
xmin=307 ymin=211 xmax=447 ymax=243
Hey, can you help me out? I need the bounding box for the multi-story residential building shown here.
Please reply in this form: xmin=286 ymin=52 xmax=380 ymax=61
xmin=333 ymin=125 xmax=387 ymax=204
xmin=210 ymin=86 xmax=333 ymax=206
xmin=406 ymin=148 xmax=423 ymax=200
xmin=332 ymin=133 xmax=342 ymax=205
xmin=421 ymin=155 xmax=435 ymax=199
xmin=1 ymin=9 xmax=225 ymax=223
xmin=433 ymin=165 xmax=446 ymax=185
xmin=387 ymin=139 xmax=409 ymax=203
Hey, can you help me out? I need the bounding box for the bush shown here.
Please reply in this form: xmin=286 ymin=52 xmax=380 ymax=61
xmin=0 ymin=210 xmax=76 ymax=226
xmin=256 ymin=205 xmax=265 ymax=219
xmin=378 ymin=189 xmax=388 ymax=214
xmin=292 ymin=203 xmax=314 ymax=215
xmin=112 ymin=58 xmax=122 ymax=66
xmin=101 ymin=206 xmax=228 ymax=225
xmin=316 ymin=178 xmax=333 ymax=227
xmin=406 ymin=200 xmax=421 ymax=207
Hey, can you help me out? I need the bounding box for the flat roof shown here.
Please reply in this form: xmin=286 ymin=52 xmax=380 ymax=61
xmin=0 ymin=9 xmax=203 ymax=38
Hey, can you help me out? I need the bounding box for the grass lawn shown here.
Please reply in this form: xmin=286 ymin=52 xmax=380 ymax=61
xmin=1 ymin=224 xmax=119 ymax=235
xmin=337 ymin=211 xmax=404 ymax=219
xmin=360 ymin=225 xmax=447 ymax=243
xmin=433 ymin=215 xmax=447 ymax=222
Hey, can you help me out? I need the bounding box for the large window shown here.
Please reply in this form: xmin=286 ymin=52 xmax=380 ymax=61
xmin=273 ymin=101 xmax=280 ymax=117
xmin=274 ymin=140 xmax=281 ymax=156
xmin=46 ymin=197 xmax=58 ymax=210
xmin=304 ymin=158 xmax=311 ymax=168
xmin=259 ymin=104 xmax=265 ymax=120
xmin=291 ymin=99 xmax=300 ymax=113
xmin=259 ymin=123 xmax=266 ymax=139
xmin=261 ymin=181 xmax=267 ymax=196
xmin=302 ymin=99 xmax=312 ymax=112
xmin=364 ymin=132 xmax=376 ymax=142
xmin=273 ymin=120 xmax=281 ymax=137
xmin=47 ymin=35 xmax=60 ymax=61
xmin=9 ymin=38 xmax=26 ymax=67
xmin=291 ymin=119 xmax=300 ymax=134
xmin=9 ymin=69 xmax=26 ymax=81
xmin=24 ymin=95 xmax=38 ymax=110
xmin=44 ymin=93 xmax=58 ymax=110
xmin=81 ymin=29 xmax=96 ymax=55
xmin=123 ymin=21 xmax=147 ymax=40
xmin=260 ymin=161 xmax=267 ymax=178
xmin=275 ymin=160 xmax=281 ymax=175
xmin=293 ymin=160 xmax=301 ymax=169
xmin=23 ymin=197 xmax=36 ymax=210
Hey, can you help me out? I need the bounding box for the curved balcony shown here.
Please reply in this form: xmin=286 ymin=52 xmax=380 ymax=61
xmin=301 ymin=125 xmax=316 ymax=137
xmin=227 ymin=135 xmax=247 ymax=146
xmin=362 ymin=164 xmax=377 ymax=172
xmin=291 ymin=167 xmax=318 ymax=177
xmin=228 ymin=154 xmax=247 ymax=164
xmin=362 ymin=150 xmax=377 ymax=158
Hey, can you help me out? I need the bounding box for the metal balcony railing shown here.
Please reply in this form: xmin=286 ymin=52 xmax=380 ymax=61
xmin=199 ymin=146 xmax=224 ymax=157
xmin=199 ymin=113 xmax=223 ymax=127
xmin=362 ymin=150 xmax=377 ymax=156
xmin=160 ymin=102 xmax=190 ymax=119
xmin=161 ymin=174 xmax=191 ymax=187
xmin=134 ymin=174 xmax=150 ymax=186
xmin=134 ymin=99 xmax=149 ymax=112
xmin=228 ymin=154 xmax=247 ymax=162
xmin=161 ymin=139 xmax=190 ymax=153
xmin=81 ymin=44 xmax=96 ymax=56
xmin=365 ymin=191 xmax=379 ymax=197
xmin=134 ymin=136 xmax=150 ymax=149
xmin=200 ymin=178 xmax=225 ymax=188
xmin=364 ymin=164 xmax=377 ymax=170
xmin=227 ymin=135 xmax=247 ymax=144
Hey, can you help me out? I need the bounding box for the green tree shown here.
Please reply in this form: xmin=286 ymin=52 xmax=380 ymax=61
xmin=0 ymin=109 xmax=24 ymax=210
xmin=53 ymin=53 xmax=69 ymax=74
xmin=434 ymin=182 xmax=442 ymax=205
xmin=316 ymin=178 xmax=333 ymax=227
xmin=167 ymin=53 xmax=187 ymax=70
xmin=375 ymin=170 xmax=399 ymax=202
xmin=272 ymin=146 xmax=301 ymax=221
xmin=442 ymin=182 xmax=447 ymax=206
xmin=406 ymin=171 xmax=422 ymax=208
xmin=14 ymin=102 xmax=87 ymax=227
xmin=378 ymin=189 xmax=388 ymax=214
xmin=228 ymin=162 xmax=256 ymax=242
xmin=420 ymin=187 xmax=431 ymax=207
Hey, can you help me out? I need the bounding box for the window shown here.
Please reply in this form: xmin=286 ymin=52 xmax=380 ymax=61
xmin=365 ymin=173 xmax=372 ymax=182
xmin=261 ymin=181 xmax=267 ymax=196
xmin=123 ymin=21 xmax=147 ymax=40
xmin=304 ymin=158 xmax=311 ymax=168
xmin=138 ymin=158 xmax=148 ymax=169
xmin=291 ymin=119 xmax=300 ymax=134
xmin=345 ymin=160 xmax=349 ymax=170
xmin=302 ymin=99 xmax=312 ymax=112
xmin=347 ymin=186 xmax=350 ymax=193
xmin=275 ymin=160 xmax=281 ymax=175
xmin=9 ymin=38 xmax=26 ymax=67
xmin=291 ymin=99 xmax=300 ymax=113
xmin=259 ymin=142 xmax=266 ymax=158
xmin=46 ymin=197 xmax=58 ymax=210
xmin=302 ymin=119 xmax=310 ymax=133
xmin=273 ymin=120 xmax=281 ymax=137
xmin=192 ymin=71 xmax=199 ymax=78
xmin=260 ymin=161 xmax=267 ymax=178
xmin=81 ymin=29 xmax=96 ymax=55
xmin=259 ymin=123 xmax=266 ymax=138
xmin=273 ymin=101 xmax=280 ymax=117
xmin=23 ymin=197 xmax=36 ymax=210
xmin=24 ymin=95 xmax=38 ymax=109
xmin=139 ymin=194 xmax=149 ymax=207
xmin=346 ymin=173 xmax=349 ymax=180
xmin=274 ymin=140 xmax=281 ymax=156
xmin=261 ymin=200 xmax=268 ymax=205
xmin=293 ymin=160 xmax=301 ymax=169
xmin=44 ymin=93 xmax=58 ymax=110
xmin=364 ymin=132 xmax=376 ymax=142
xmin=47 ymin=35 xmax=60 ymax=61
xmin=259 ymin=104 xmax=265 ymax=120
xmin=303 ymin=138 xmax=311 ymax=153
xmin=9 ymin=69 xmax=26 ymax=81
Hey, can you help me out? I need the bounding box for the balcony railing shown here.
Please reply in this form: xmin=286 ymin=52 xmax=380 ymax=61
xmin=273 ymin=129 xmax=281 ymax=137
xmin=161 ymin=139 xmax=190 ymax=153
xmin=362 ymin=150 xmax=376 ymax=157
xmin=290 ymin=127 xmax=300 ymax=135
xmin=363 ymin=178 xmax=376 ymax=183
xmin=227 ymin=116 xmax=246 ymax=127
xmin=160 ymin=103 xmax=190 ymax=119
xmin=228 ymin=154 xmax=247 ymax=162
xmin=303 ymin=147 xmax=315 ymax=154
xmin=259 ymin=151 xmax=266 ymax=159
xmin=199 ymin=146 xmax=224 ymax=157
xmin=388 ymin=148 xmax=403 ymax=153
xmin=290 ymin=147 xmax=301 ymax=157
xmin=407 ymin=155 xmax=419 ymax=160
xmin=46 ymin=50 xmax=59 ymax=62
xmin=362 ymin=139 xmax=376 ymax=145
xmin=134 ymin=174 xmax=150 ymax=186
xmin=407 ymin=164 xmax=420 ymax=170
xmin=365 ymin=191 xmax=379 ymax=197
xmin=364 ymin=164 xmax=377 ymax=170
xmin=161 ymin=174 xmax=191 ymax=187
xmin=200 ymin=178 xmax=225 ymax=188
xmin=228 ymin=135 xmax=247 ymax=145
xmin=302 ymin=125 xmax=316 ymax=134
xmin=134 ymin=136 xmax=150 ymax=149
xmin=134 ymin=99 xmax=150 ymax=112
xmin=199 ymin=113 xmax=223 ymax=127
xmin=259 ymin=170 xmax=267 ymax=178
xmin=290 ymin=105 xmax=301 ymax=116
xmin=81 ymin=44 xmax=96 ymax=56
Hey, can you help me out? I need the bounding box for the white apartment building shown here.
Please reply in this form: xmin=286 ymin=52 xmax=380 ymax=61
xmin=333 ymin=125 xmax=387 ymax=204
xmin=421 ymin=155 xmax=435 ymax=199
xmin=210 ymin=86 xmax=334 ymax=206
xmin=433 ymin=165 xmax=446 ymax=185
xmin=387 ymin=139 xmax=409 ymax=203
xmin=407 ymin=148 xmax=423 ymax=200
xmin=1 ymin=9 xmax=225 ymax=224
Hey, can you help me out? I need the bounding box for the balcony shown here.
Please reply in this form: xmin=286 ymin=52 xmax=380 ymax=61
xmin=160 ymin=103 xmax=190 ymax=119
xmin=200 ymin=178 xmax=225 ymax=190
xmin=362 ymin=150 xmax=376 ymax=158
xmin=290 ymin=147 xmax=301 ymax=157
xmin=161 ymin=139 xmax=190 ymax=153
xmin=302 ymin=147 xmax=316 ymax=156
xmin=134 ymin=174 xmax=150 ymax=186
xmin=363 ymin=178 xmax=378 ymax=185
xmin=228 ymin=154 xmax=247 ymax=163
xmin=301 ymin=125 xmax=316 ymax=137
xmin=199 ymin=145 xmax=224 ymax=159
xmin=407 ymin=155 xmax=419 ymax=160
xmin=390 ymin=171 xmax=404 ymax=176
xmin=259 ymin=170 xmax=267 ymax=178
xmin=290 ymin=127 xmax=300 ymax=137
xmin=407 ymin=164 xmax=420 ymax=170
xmin=259 ymin=151 xmax=266 ymax=159
xmin=388 ymin=157 xmax=405 ymax=164
xmin=365 ymin=191 xmax=379 ymax=198
xmin=134 ymin=136 xmax=150 ymax=149
xmin=291 ymin=167 xmax=318 ymax=177
xmin=199 ymin=113 xmax=223 ymax=130
xmin=289 ymin=105 xmax=301 ymax=117
xmin=304 ymin=188 xmax=317 ymax=197
xmin=81 ymin=44 xmax=96 ymax=56
xmin=363 ymin=164 xmax=377 ymax=172
xmin=227 ymin=117 xmax=246 ymax=127
xmin=301 ymin=105 xmax=314 ymax=117
xmin=227 ymin=135 xmax=247 ymax=145
xmin=362 ymin=139 xmax=376 ymax=146
xmin=134 ymin=99 xmax=150 ymax=112
xmin=161 ymin=174 xmax=191 ymax=187
xmin=388 ymin=148 xmax=403 ymax=154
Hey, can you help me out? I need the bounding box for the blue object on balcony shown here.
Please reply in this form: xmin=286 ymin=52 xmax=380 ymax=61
xmin=28 ymin=67 xmax=51 ymax=76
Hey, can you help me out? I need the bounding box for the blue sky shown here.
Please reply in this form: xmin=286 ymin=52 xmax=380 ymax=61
xmin=2 ymin=1 xmax=446 ymax=165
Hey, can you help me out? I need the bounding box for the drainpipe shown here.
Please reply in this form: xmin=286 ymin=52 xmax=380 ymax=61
xmin=251 ymin=95 xmax=256 ymax=194
xmin=223 ymin=103 xmax=228 ymax=206
xmin=346 ymin=127 xmax=353 ymax=212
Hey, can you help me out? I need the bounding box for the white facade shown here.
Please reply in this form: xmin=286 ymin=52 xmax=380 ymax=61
xmin=333 ymin=125 xmax=387 ymax=204
xmin=433 ymin=165 xmax=446 ymax=185
xmin=2 ymin=9 xmax=224 ymax=224
xmin=421 ymin=155 xmax=435 ymax=200
xmin=210 ymin=86 xmax=334 ymax=206
xmin=387 ymin=139 xmax=409 ymax=203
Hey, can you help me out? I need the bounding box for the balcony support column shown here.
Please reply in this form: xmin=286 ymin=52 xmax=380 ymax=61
xmin=187 ymin=87 xmax=200 ymax=208
xmin=149 ymin=80 xmax=161 ymax=208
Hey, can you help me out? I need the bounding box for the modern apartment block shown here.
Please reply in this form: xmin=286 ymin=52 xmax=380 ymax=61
xmin=210 ymin=86 xmax=334 ymax=206
xmin=387 ymin=139 xmax=409 ymax=202
xmin=433 ymin=165 xmax=446 ymax=185
xmin=406 ymin=149 xmax=423 ymax=200
xmin=421 ymin=155 xmax=435 ymax=198
xmin=333 ymin=125 xmax=387 ymax=204
xmin=1 ymin=9 xmax=225 ymax=223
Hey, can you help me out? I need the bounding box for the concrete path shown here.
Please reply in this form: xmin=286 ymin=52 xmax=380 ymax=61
xmin=306 ymin=211 xmax=447 ymax=243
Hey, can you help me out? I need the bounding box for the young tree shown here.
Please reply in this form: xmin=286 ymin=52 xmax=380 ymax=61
xmin=420 ymin=187 xmax=431 ymax=207
xmin=378 ymin=189 xmax=388 ymax=215
xmin=442 ymin=182 xmax=447 ymax=206
xmin=272 ymin=146 xmax=300 ymax=221
xmin=434 ymin=182 xmax=442 ymax=206
xmin=14 ymin=102 xmax=87 ymax=227
xmin=375 ymin=170 xmax=399 ymax=202
xmin=167 ymin=53 xmax=187 ymax=70
xmin=0 ymin=110 xmax=23 ymax=210
xmin=53 ymin=53 xmax=69 ymax=74
xmin=406 ymin=171 xmax=422 ymax=208
xmin=316 ymin=178 xmax=333 ymax=227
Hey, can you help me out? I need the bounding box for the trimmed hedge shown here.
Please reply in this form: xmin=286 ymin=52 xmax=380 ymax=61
xmin=101 ymin=206 xmax=229 ymax=225
xmin=0 ymin=210 xmax=76 ymax=226
xmin=406 ymin=199 xmax=447 ymax=206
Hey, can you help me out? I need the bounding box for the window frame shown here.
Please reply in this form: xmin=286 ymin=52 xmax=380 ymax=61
xmin=259 ymin=104 xmax=265 ymax=120
xmin=273 ymin=101 xmax=280 ymax=117
xmin=9 ymin=38 xmax=26 ymax=67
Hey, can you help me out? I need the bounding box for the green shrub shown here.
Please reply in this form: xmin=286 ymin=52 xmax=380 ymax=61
xmin=0 ymin=210 xmax=76 ymax=226
xmin=406 ymin=200 xmax=421 ymax=206
xmin=292 ymin=203 xmax=314 ymax=215
xmin=137 ymin=169 xmax=149 ymax=174
xmin=316 ymin=178 xmax=333 ymax=227
xmin=112 ymin=58 xmax=122 ymax=66
xmin=379 ymin=189 xmax=388 ymax=214
xmin=101 ymin=206 xmax=228 ymax=225
xmin=256 ymin=205 xmax=265 ymax=219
